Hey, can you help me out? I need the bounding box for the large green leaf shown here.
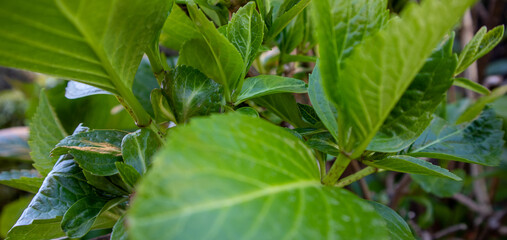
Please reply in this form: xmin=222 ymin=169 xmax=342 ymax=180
xmin=235 ymin=75 xmax=307 ymax=105
xmin=455 ymin=26 xmax=504 ymax=75
xmin=178 ymin=4 xmax=244 ymax=101
xmin=308 ymin=63 xmax=339 ymax=140
xmin=160 ymin=4 xmax=201 ymax=50
xmin=7 ymin=158 xmax=96 ymax=239
xmin=367 ymin=37 xmax=458 ymax=152
xmin=0 ymin=197 xmax=32 ymax=238
xmin=163 ymin=66 xmax=222 ymax=123
xmin=362 ymin=155 xmax=461 ymax=181
xmin=121 ymin=129 xmax=160 ymax=175
xmin=227 ymin=2 xmax=264 ymax=76
xmin=0 ymin=169 xmax=43 ymax=193
xmin=369 ymin=202 xmax=415 ymax=240
xmin=456 ymin=85 xmax=507 ymax=124
xmin=129 ymin=114 xmax=389 ymax=239
xmin=408 ymin=108 xmax=504 ymax=166
xmin=29 ymin=90 xmax=67 ymax=176
xmin=313 ymin=0 xmax=475 ymax=157
xmin=0 ymin=0 xmax=172 ymax=125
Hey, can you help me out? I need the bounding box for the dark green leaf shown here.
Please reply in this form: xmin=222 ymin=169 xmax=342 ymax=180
xmin=254 ymin=93 xmax=307 ymax=128
xmin=369 ymin=202 xmax=415 ymax=240
xmin=453 ymin=78 xmax=490 ymax=95
xmin=308 ymin=63 xmax=339 ymax=140
xmin=235 ymin=107 xmax=259 ymax=118
xmin=313 ymin=0 xmax=475 ymax=158
xmin=178 ymin=5 xmax=244 ymax=101
xmin=363 ymin=155 xmax=461 ymax=180
xmin=227 ymin=2 xmax=264 ymax=76
xmin=0 ymin=170 xmax=43 ymax=193
xmin=129 ymin=114 xmax=388 ymax=239
xmin=160 ymin=5 xmax=201 ymax=50
xmin=456 ymin=85 xmax=507 ymax=124
xmin=455 ymin=26 xmax=504 ymax=75
xmin=163 ymin=66 xmax=222 ymax=123
xmin=110 ymin=214 xmax=127 ymax=240
xmin=298 ymin=103 xmax=320 ymax=125
xmin=65 ymin=81 xmax=112 ymax=99
xmin=61 ymin=197 xmax=109 ymax=238
xmin=121 ymin=129 xmax=160 ymax=175
xmin=132 ymin=58 xmax=160 ymax=117
xmin=411 ymin=169 xmax=465 ymax=197
xmin=29 ymin=90 xmax=67 ymax=176
xmin=235 ymin=75 xmax=307 ymax=105
xmin=70 ymin=150 xmax=122 ymax=176
xmin=51 ymin=130 xmax=127 ymax=156
xmin=0 ymin=197 xmax=31 ymax=238
xmin=306 ymin=133 xmax=340 ymax=156
xmin=408 ymin=108 xmax=504 ymax=166
xmin=367 ymin=38 xmax=458 ymax=152
xmin=82 ymin=170 xmax=128 ymax=196
xmin=115 ymin=162 xmax=141 ymax=190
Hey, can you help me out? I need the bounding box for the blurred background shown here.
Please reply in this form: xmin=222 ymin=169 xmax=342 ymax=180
xmin=0 ymin=0 xmax=506 ymax=239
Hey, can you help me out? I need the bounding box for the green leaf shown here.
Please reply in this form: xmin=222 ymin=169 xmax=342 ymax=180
xmin=235 ymin=107 xmax=260 ymax=118
xmin=367 ymin=38 xmax=458 ymax=152
xmin=7 ymin=158 xmax=97 ymax=240
xmin=0 ymin=170 xmax=43 ymax=193
xmin=61 ymin=197 xmax=108 ymax=238
xmin=408 ymin=109 xmax=505 ymax=166
xmin=298 ymin=103 xmax=320 ymax=125
xmin=132 ymin=58 xmax=160 ymax=117
xmin=163 ymin=66 xmax=222 ymax=123
xmin=453 ymin=78 xmax=490 ymax=95
xmin=121 ymin=129 xmax=160 ymax=175
xmin=308 ymin=63 xmax=339 ymax=141
xmin=178 ymin=5 xmax=244 ymax=101
xmin=115 ymin=162 xmax=141 ymax=189
xmin=160 ymin=4 xmax=201 ymax=50
xmin=0 ymin=0 xmax=172 ymax=125
xmin=110 ymin=214 xmax=127 ymax=240
xmin=227 ymin=2 xmax=264 ymax=76
xmin=150 ymin=88 xmax=176 ymax=123
xmin=29 ymin=90 xmax=67 ymax=176
xmin=82 ymin=171 xmax=129 ymax=196
xmin=129 ymin=114 xmax=388 ymax=239
xmin=51 ymin=130 xmax=127 ymax=156
xmin=455 ymin=26 xmax=505 ymax=75
xmin=313 ymin=0 xmax=475 ymax=158
xmin=411 ymin=169 xmax=465 ymax=198
xmin=70 ymin=150 xmax=122 ymax=176
xmin=235 ymin=75 xmax=307 ymax=105
xmin=363 ymin=155 xmax=461 ymax=180
xmin=65 ymin=81 xmax=112 ymax=99
xmin=0 ymin=197 xmax=31 ymax=238
xmin=265 ymin=0 xmax=311 ymax=42
xmin=306 ymin=133 xmax=340 ymax=156
xmin=254 ymin=93 xmax=307 ymax=128
xmin=368 ymin=202 xmax=415 ymax=240
xmin=456 ymin=85 xmax=507 ymax=124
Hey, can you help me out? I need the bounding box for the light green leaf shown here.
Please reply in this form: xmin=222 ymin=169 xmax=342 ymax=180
xmin=0 ymin=170 xmax=43 ymax=193
xmin=0 ymin=0 xmax=172 ymax=125
xmin=0 ymin=197 xmax=32 ymax=238
xmin=65 ymin=81 xmax=112 ymax=99
xmin=163 ymin=66 xmax=222 ymax=123
xmin=265 ymin=0 xmax=311 ymax=42
xmin=235 ymin=75 xmax=307 ymax=105
xmin=178 ymin=5 xmax=244 ymax=101
xmin=453 ymin=78 xmax=491 ymax=95
xmin=227 ymin=2 xmax=264 ymax=76
xmin=408 ymin=108 xmax=504 ymax=166
xmin=235 ymin=107 xmax=259 ymax=118
xmin=115 ymin=162 xmax=141 ymax=189
xmin=111 ymin=214 xmax=127 ymax=240
xmin=411 ymin=169 xmax=465 ymax=198
xmin=368 ymin=202 xmax=415 ymax=240
xmin=7 ymin=158 xmax=96 ymax=240
xmin=121 ymin=129 xmax=160 ymax=175
xmin=160 ymin=4 xmax=201 ymax=50
xmin=308 ymin=63 xmax=339 ymax=140
xmin=129 ymin=114 xmax=389 ymax=239
xmin=254 ymin=93 xmax=307 ymax=128
xmin=29 ymin=90 xmax=67 ymax=176
xmin=314 ymin=0 xmax=475 ymax=158
xmin=150 ymin=88 xmax=176 ymax=124
xmin=455 ymin=26 xmax=504 ymax=75
xmin=456 ymin=85 xmax=507 ymax=124
xmin=363 ymin=155 xmax=461 ymax=180
xmin=61 ymin=197 xmax=108 ymax=238
xmin=367 ymin=37 xmax=458 ymax=152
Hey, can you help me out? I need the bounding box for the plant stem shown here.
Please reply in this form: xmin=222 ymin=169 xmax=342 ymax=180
xmin=335 ymin=166 xmax=377 ymax=188
xmin=149 ymin=121 xmax=166 ymax=145
xmin=322 ymin=153 xmax=351 ymax=186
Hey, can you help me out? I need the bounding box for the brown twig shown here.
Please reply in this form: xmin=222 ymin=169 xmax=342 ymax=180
xmin=434 ymin=223 xmax=468 ymax=239
xmin=452 ymin=193 xmax=492 ymax=216
xmin=350 ymin=161 xmax=372 ymax=200
xmin=389 ymin=174 xmax=412 ymax=209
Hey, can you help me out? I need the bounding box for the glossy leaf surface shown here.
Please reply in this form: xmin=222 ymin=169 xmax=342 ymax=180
xmin=235 ymin=75 xmax=307 ymax=105
xmin=121 ymin=129 xmax=160 ymax=175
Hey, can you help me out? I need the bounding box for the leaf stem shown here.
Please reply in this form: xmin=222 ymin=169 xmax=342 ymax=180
xmin=335 ymin=166 xmax=377 ymax=188
xmin=322 ymin=153 xmax=351 ymax=185
xmin=149 ymin=121 xmax=166 ymax=145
